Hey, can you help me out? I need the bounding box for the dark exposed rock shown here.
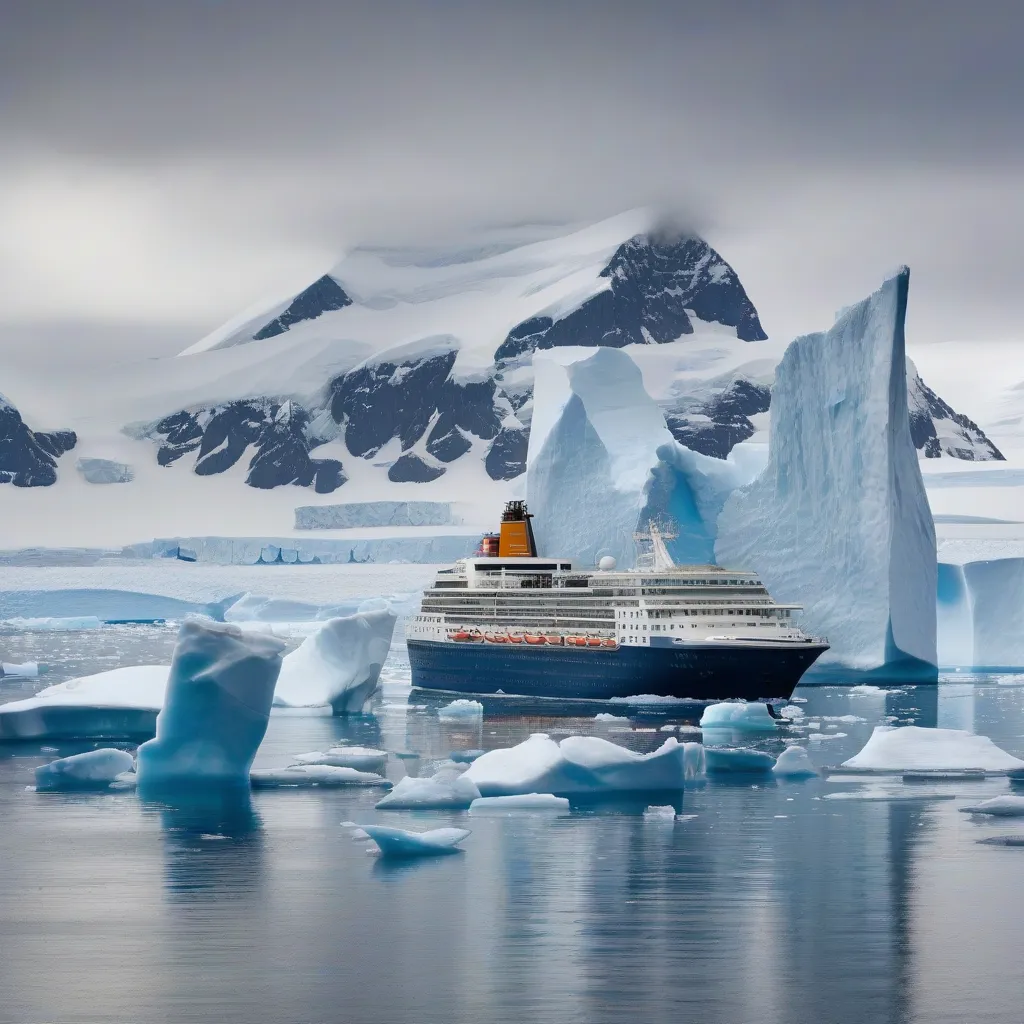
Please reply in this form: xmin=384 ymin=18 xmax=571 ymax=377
xmin=664 ymin=378 xmax=772 ymax=459
xmin=485 ymin=426 xmax=530 ymax=480
xmin=388 ymin=453 xmax=446 ymax=483
xmin=426 ymin=424 xmax=473 ymax=462
xmin=156 ymin=411 xmax=204 ymax=466
xmin=495 ymin=232 xmax=765 ymax=363
xmin=252 ymin=274 xmax=352 ymax=341
xmin=908 ymin=371 xmax=1003 ymax=461
xmin=0 ymin=398 xmax=77 ymax=487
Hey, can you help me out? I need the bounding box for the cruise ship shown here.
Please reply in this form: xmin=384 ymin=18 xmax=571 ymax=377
xmin=406 ymin=502 xmax=828 ymax=702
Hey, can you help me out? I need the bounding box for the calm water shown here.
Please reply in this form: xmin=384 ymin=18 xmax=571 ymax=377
xmin=2 ymin=625 xmax=1024 ymax=1024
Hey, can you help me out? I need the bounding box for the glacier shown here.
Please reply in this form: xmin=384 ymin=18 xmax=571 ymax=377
xmin=716 ymin=269 xmax=938 ymax=680
xmin=135 ymin=620 xmax=284 ymax=791
xmin=273 ymin=608 xmax=396 ymax=713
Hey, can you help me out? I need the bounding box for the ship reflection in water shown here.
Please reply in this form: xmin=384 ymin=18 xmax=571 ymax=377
xmin=2 ymin=669 xmax=1024 ymax=1024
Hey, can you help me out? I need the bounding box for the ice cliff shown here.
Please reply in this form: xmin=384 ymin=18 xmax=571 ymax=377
xmin=716 ymin=269 xmax=937 ymax=679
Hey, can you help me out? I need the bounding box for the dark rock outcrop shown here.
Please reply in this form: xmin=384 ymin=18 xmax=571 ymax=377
xmin=484 ymin=426 xmax=530 ymax=480
xmin=664 ymin=378 xmax=772 ymax=459
xmin=388 ymin=453 xmax=446 ymax=483
xmin=908 ymin=370 xmax=1003 ymax=461
xmin=0 ymin=398 xmax=77 ymax=487
xmin=252 ymin=274 xmax=352 ymax=341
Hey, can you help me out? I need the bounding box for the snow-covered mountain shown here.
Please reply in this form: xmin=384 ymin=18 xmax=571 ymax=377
xmin=0 ymin=211 xmax=1004 ymax=548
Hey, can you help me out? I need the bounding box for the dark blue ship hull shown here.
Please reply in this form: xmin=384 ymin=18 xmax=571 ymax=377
xmin=407 ymin=637 xmax=827 ymax=702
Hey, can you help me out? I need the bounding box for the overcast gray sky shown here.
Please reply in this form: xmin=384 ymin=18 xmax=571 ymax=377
xmin=1 ymin=0 xmax=1022 ymax=369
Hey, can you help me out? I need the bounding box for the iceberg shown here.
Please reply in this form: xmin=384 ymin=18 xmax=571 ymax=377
xmin=463 ymin=733 xmax=686 ymax=796
xmin=375 ymin=764 xmax=481 ymax=809
xmin=959 ymin=795 xmax=1024 ymax=817
xmin=362 ymin=825 xmax=470 ymax=859
xmin=0 ymin=665 xmax=168 ymax=740
xmin=437 ymin=699 xmax=484 ymax=721
xmin=963 ymin=559 xmax=1024 ymax=670
xmin=249 ymin=766 xmax=389 ymax=788
xmin=33 ymin=748 xmax=135 ymax=792
xmin=772 ymin=745 xmax=818 ymax=777
xmin=136 ymin=621 xmax=284 ymax=790
xmin=289 ymin=747 xmax=389 ymax=773
xmin=704 ymin=747 xmax=776 ymax=774
xmin=468 ymin=794 xmax=570 ymax=813
xmin=699 ymin=701 xmax=778 ymax=732
xmin=1 ymin=661 xmax=39 ymax=677
xmin=273 ymin=609 xmax=397 ymax=714
xmin=716 ymin=270 xmax=937 ymax=680
xmin=642 ymin=804 xmax=679 ymax=820
xmin=842 ymin=726 xmax=1024 ymax=773
xmin=526 ymin=346 xmax=675 ymax=568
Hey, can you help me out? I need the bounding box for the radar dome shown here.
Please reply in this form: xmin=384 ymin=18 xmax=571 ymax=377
xmin=598 ymin=555 xmax=617 ymax=571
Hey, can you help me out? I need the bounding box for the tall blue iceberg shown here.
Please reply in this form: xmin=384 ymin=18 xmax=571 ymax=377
xmin=716 ymin=269 xmax=937 ymax=680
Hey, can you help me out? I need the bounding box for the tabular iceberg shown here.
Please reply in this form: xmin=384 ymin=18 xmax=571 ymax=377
xmin=273 ymin=608 xmax=396 ymax=713
xmin=842 ymin=726 xmax=1024 ymax=773
xmin=136 ymin=620 xmax=285 ymax=790
xmin=716 ymin=269 xmax=937 ymax=680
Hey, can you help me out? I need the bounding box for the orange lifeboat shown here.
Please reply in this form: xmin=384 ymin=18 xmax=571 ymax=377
xmin=524 ymin=633 xmax=546 ymax=645
xmin=484 ymin=632 xmax=508 ymax=644
xmin=565 ymin=636 xmax=586 ymax=648
xmin=507 ymin=633 xmax=525 ymax=645
xmin=585 ymin=636 xmax=602 ymax=648
xmin=545 ymin=634 xmax=563 ymax=645
xmin=449 ymin=630 xmax=471 ymax=642
xmin=600 ymin=637 xmax=618 ymax=649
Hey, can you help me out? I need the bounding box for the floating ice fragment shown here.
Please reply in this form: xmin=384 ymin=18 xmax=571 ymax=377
xmin=959 ymin=796 xmax=1024 ymax=817
xmin=773 ymin=746 xmax=818 ymax=777
xmin=290 ymin=747 xmax=388 ymax=773
xmin=464 ymin=733 xmax=686 ymax=796
xmin=438 ymin=699 xmax=484 ymax=721
xmin=340 ymin=821 xmax=371 ymax=839
xmin=1 ymin=616 xmax=103 ymax=631
xmin=136 ymin=621 xmax=284 ymax=790
xmin=779 ymin=706 xmax=805 ymax=722
xmin=643 ymin=805 xmax=678 ymax=820
xmin=33 ymin=748 xmax=135 ymax=792
xmin=849 ymin=685 xmax=884 ymax=696
xmin=2 ymin=661 xmax=39 ymax=677
xmin=841 ymin=727 xmax=1024 ymax=773
xmin=375 ymin=768 xmax=480 ymax=809
xmin=363 ymin=825 xmax=470 ymax=858
xmin=700 ymin=702 xmax=778 ymax=732
xmin=823 ymin=788 xmax=956 ymax=802
xmin=595 ymin=713 xmax=629 ymax=723
xmin=469 ymin=794 xmax=570 ymax=813
xmin=704 ymin=747 xmax=776 ymax=774
xmin=250 ymin=766 xmax=390 ymax=788
xmin=809 ymin=732 xmax=847 ymax=745
xmin=978 ymin=835 xmax=1024 ymax=846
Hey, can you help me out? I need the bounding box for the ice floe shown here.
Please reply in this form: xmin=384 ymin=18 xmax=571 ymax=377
xmin=469 ymin=794 xmax=570 ymax=813
xmin=772 ymin=746 xmax=818 ymax=777
xmin=375 ymin=765 xmax=480 ymax=809
xmin=290 ymin=747 xmax=389 ymax=773
xmin=33 ymin=748 xmax=135 ymax=792
xmin=250 ymin=765 xmax=390 ymax=788
xmin=959 ymin=795 xmax=1024 ymax=817
xmin=362 ymin=825 xmax=470 ymax=858
xmin=823 ymin=788 xmax=956 ymax=802
xmin=437 ymin=699 xmax=484 ymax=721
xmin=642 ymin=804 xmax=678 ymax=820
xmin=1 ymin=661 xmax=39 ymax=677
xmin=699 ymin=701 xmax=778 ymax=732
xmin=841 ymin=726 xmax=1024 ymax=773
xmin=463 ymin=733 xmax=686 ymax=796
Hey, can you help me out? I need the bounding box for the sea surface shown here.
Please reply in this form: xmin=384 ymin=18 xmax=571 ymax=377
xmin=2 ymin=621 xmax=1024 ymax=1024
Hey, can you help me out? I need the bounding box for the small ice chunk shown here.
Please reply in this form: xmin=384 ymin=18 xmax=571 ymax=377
xmin=438 ymin=699 xmax=484 ymax=721
xmin=290 ymin=747 xmax=388 ymax=773
xmin=363 ymin=825 xmax=470 ymax=858
xmin=809 ymin=732 xmax=847 ymax=745
xmin=704 ymin=747 xmax=776 ymax=774
xmin=464 ymin=733 xmax=686 ymax=796
xmin=250 ymin=765 xmax=390 ymax=788
xmin=469 ymin=794 xmax=570 ymax=813
xmin=959 ymin=796 xmax=1024 ymax=817
xmin=700 ymin=702 xmax=778 ymax=732
xmin=779 ymin=705 xmax=805 ymax=722
xmin=595 ymin=713 xmax=629 ymax=723
xmin=849 ymin=685 xmax=883 ymax=695
xmin=136 ymin=621 xmax=284 ymax=790
xmin=2 ymin=661 xmax=39 ymax=677
xmin=842 ymin=727 xmax=1024 ymax=772
xmin=340 ymin=820 xmax=371 ymax=839
xmin=773 ymin=746 xmax=818 ymax=778
xmin=33 ymin=748 xmax=135 ymax=792
xmin=375 ymin=769 xmax=481 ymax=810
xmin=823 ymin=788 xmax=956 ymax=802
xmin=643 ymin=805 xmax=678 ymax=820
